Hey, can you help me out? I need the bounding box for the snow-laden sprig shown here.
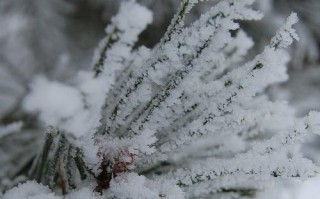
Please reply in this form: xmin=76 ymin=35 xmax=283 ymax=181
xmin=83 ymin=3 xmax=265 ymax=182
xmin=169 ymin=111 xmax=320 ymax=198
xmin=135 ymin=11 xmax=311 ymax=197
xmin=8 ymin=1 xmax=320 ymax=199
xmin=91 ymin=0 xmax=152 ymax=77
xmin=161 ymin=0 xmax=200 ymax=44
xmin=270 ymin=13 xmax=299 ymax=49
xmin=135 ymin=12 xmax=297 ymax=168
xmin=94 ymin=0 xmax=203 ymax=133
xmin=97 ymin=0 xmax=263 ymax=141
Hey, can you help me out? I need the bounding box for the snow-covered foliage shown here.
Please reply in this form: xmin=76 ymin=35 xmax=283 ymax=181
xmin=251 ymin=0 xmax=320 ymax=68
xmin=1 ymin=0 xmax=320 ymax=199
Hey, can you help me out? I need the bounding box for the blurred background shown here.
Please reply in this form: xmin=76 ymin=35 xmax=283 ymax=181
xmin=0 ymin=0 xmax=319 ymax=197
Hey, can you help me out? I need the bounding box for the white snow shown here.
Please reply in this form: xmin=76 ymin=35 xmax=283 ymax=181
xmin=23 ymin=76 xmax=83 ymax=127
xmin=22 ymin=73 xmax=110 ymax=137
xmin=107 ymin=173 xmax=184 ymax=199
xmin=2 ymin=181 xmax=61 ymax=199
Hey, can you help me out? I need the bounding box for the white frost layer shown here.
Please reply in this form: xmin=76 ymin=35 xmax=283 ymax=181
xmin=107 ymin=172 xmax=184 ymax=199
xmin=3 ymin=181 xmax=102 ymax=199
xmin=2 ymin=181 xmax=61 ymax=199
